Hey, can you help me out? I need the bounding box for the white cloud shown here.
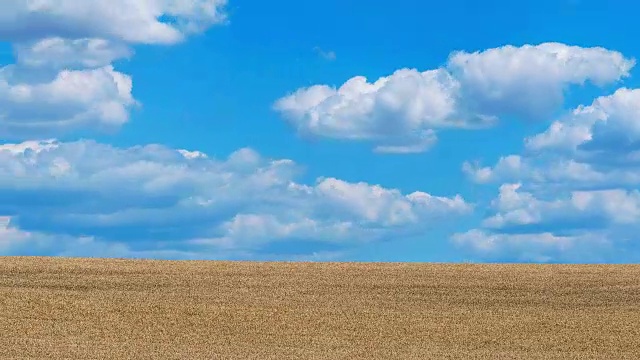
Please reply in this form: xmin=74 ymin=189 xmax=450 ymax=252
xmin=527 ymin=88 xmax=640 ymax=157
xmin=280 ymin=69 xmax=461 ymax=131
xmin=0 ymin=0 xmax=228 ymax=45
xmin=466 ymin=88 xmax=640 ymax=188
xmin=452 ymin=230 xmax=613 ymax=263
xmin=0 ymin=214 xmax=350 ymax=260
xmin=0 ymin=65 xmax=135 ymax=138
xmin=482 ymin=184 xmax=640 ymax=230
xmin=0 ymin=140 xmax=472 ymax=257
xmin=275 ymin=43 xmax=634 ymax=153
xmin=462 ymin=156 xmax=613 ymax=187
xmin=454 ymin=181 xmax=640 ymax=263
xmin=0 ymin=216 xmax=32 ymax=250
xmin=371 ymin=130 xmax=438 ymax=153
xmin=448 ymin=43 xmax=634 ymax=120
xmin=313 ymin=47 xmax=336 ymax=61
xmin=0 ymin=215 xmax=90 ymax=255
xmin=0 ymin=0 xmax=228 ymax=139
xmin=274 ymin=68 xmax=465 ymax=153
xmin=313 ymin=177 xmax=470 ymax=226
xmin=458 ymin=87 xmax=640 ymax=262
xmin=14 ymin=38 xmax=133 ymax=69
xmin=0 ymin=215 xmax=227 ymax=259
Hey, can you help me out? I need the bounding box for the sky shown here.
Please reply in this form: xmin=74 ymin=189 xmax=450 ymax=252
xmin=1 ymin=0 xmax=640 ymax=263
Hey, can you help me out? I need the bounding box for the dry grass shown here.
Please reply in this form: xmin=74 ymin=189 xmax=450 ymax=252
xmin=1 ymin=257 xmax=639 ymax=359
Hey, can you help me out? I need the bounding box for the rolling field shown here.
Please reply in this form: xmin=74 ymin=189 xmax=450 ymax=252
xmin=1 ymin=257 xmax=639 ymax=359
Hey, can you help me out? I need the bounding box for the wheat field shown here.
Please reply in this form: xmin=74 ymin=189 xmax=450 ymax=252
xmin=1 ymin=257 xmax=639 ymax=359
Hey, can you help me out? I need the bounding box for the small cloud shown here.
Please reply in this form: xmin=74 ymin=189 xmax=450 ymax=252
xmin=314 ymin=46 xmax=336 ymax=61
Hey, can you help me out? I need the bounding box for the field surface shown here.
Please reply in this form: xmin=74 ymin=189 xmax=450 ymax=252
xmin=1 ymin=257 xmax=639 ymax=359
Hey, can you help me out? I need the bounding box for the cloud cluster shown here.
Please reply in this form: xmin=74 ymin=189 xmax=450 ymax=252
xmin=464 ymin=88 xmax=640 ymax=188
xmin=0 ymin=140 xmax=471 ymax=257
xmin=458 ymin=88 xmax=640 ymax=262
xmin=0 ymin=0 xmax=228 ymax=139
xmin=275 ymin=43 xmax=634 ymax=153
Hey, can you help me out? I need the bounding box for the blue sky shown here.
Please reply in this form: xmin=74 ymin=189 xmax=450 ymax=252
xmin=1 ymin=0 xmax=640 ymax=263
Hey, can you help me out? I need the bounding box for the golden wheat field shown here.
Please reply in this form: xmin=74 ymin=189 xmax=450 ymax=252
xmin=1 ymin=257 xmax=639 ymax=359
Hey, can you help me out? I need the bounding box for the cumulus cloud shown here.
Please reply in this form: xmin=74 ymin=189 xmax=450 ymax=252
xmin=448 ymin=43 xmax=634 ymax=120
xmin=281 ymin=70 xmax=460 ymax=132
xmin=482 ymin=184 xmax=640 ymax=230
xmin=0 ymin=215 xmax=240 ymax=259
xmin=465 ymin=88 xmax=640 ymax=188
xmin=275 ymin=43 xmax=634 ymax=153
xmin=0 ymin=215 xmax=103 ymax=257
xmin=452 ymin=185 xmax=639 ymax=263
xmin=274 ymin=68 xmax=467 ymax=153
xmin=458 ymin=87 xmax=640 ymax=263
xmin=0 ymin=0 xmax=228 ymax=139
xmin=0 ymin=140 xmax=472 ymax=257
xmin=0 ymin=65 xmax=136 ymax=138
xmin=527 ymin=88 xmax=640 ymax=158
xmin=0 ymin=214 xmax=348 ymax=261
xmin=14 ymin=38 xmax=133 ymax=69
xmin=462 ymin=155 xmax=615 ymax=188
xmin=0 ymin=0 xmax=228 ymax=45
xmin=451 ymin=230 xmax=614 ymax=263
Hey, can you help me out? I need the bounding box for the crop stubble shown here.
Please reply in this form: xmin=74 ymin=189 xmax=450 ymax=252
xmin=1 ymin=257 xmax=639 ymax=359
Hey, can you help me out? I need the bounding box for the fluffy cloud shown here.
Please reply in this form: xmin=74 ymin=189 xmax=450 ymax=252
xmin=14 ymin=38 xmax=133 ymax=69
xmin=0 ymin=215 xmax=348 ymax=261
xmin=462 ymin=155 xmax=614 ymax=188
xmin=0 ymin=65 xmax=135 ymax=138
xmin=0 ymin=215 xmax=103 ymax=257
xmin=448 ymin=43 xmax=634 ymax=120
xmin=0 ymin=140 xmax=472 ymax=257
xmin=458 ymin=87 xmax=640 ymax=263
xmin=0 ymin=215 xmax=239 ymax=260
xmin=0 ymin=216 xmax=36 ymax=252
xmin=465 ymin=88 xmax=640 ymax=188
xmin=527 ymin=88 xmax=640 ymax=159
xmin=274 ymin=69 xmax=466 ymax=153
xmin=452 ymin=185 xmax=639 ymax=263
xmin=482 ymin=184 xmax=640 ymax=230
xmin=0 ymin=0 xmax=228 ymax=45
xmin=0 ymin=0 xmax=228 ymax=139
xmin=451 ymin=230 xmax=614 ymax=263
xmin=275 ymin=43 xmax=634 ymax=153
